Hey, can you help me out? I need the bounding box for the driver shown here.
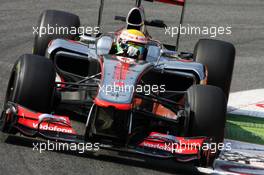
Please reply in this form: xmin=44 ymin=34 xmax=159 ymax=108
xmin=114 ymin=29 xmax=147 ymax=60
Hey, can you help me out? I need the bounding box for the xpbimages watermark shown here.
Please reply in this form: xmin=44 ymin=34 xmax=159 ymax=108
xmin=165 ymin=24 xmax=232 ymax=38
xmin=32 ymin=140 xmax=100 ymax=153
xmin=32 ymin=24 xmax=100 ymax=37
xmin=167 ymin=141 xmax=232 ymax=154
xmin=99 ymin=83 xmax=166 ymax=96
xmin=141 ymin=141 xmax=232 ymax=154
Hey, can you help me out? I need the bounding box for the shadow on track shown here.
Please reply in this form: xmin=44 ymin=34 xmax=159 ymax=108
xmin=1 ymin=134 xmax=205 ymax=175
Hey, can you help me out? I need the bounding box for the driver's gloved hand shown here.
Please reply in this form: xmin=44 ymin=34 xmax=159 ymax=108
xmin=127 ymin=46 xmax=139 ymax=57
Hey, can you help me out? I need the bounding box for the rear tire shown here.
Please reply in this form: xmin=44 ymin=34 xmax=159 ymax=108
xmin=33 ymin=10 xmax=80 ymax=56
xmin=0 ymin=54 xmax=56 ymax=133
xmin=193 ymin=39 xmax=235 ymax=99
xmin=187 ymin=85 xmax=227 ymax=166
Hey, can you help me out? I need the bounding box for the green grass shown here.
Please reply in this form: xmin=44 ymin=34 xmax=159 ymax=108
xmin=226 ymin=114 xmax=264 ymax=145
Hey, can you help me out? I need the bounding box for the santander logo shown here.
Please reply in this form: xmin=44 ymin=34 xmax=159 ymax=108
xmin=32 ymin=123 xmax=73 ymax=134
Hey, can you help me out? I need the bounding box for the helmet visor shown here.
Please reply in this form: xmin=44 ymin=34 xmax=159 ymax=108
xmin=127 ymin=42 xmax=145 ymax=56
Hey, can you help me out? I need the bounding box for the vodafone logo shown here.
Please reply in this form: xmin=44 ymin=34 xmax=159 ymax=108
xmin=256 ymin=104 xmax=264 ymax=108
xmin=32 ymin=123 xmax=73 ymax=134
xmin=140 ymin=142 xmax=173 ymax=152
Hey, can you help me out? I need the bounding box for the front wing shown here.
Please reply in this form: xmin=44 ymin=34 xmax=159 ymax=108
xmin=3 ymin=103 xmax=213 ymax=162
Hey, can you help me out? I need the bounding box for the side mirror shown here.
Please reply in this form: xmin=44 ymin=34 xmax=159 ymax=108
xmin=145 ymin=45 xmax=161 ymax=62
xmin=96 ymin=35 xmax=113 ymax=56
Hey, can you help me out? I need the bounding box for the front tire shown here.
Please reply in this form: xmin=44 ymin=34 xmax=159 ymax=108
xmin=0 ymin=54 xmax=56 ymax=133
xmin=186 ymin=85 xmax=227 ymax=166
xmin=33 ymin=10 xmax=80 ymax=56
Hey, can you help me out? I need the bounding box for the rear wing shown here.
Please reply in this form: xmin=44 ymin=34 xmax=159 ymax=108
xmin=139 ymin=0 xmax=186 ymax=51
xmin=144 ymin=0 xmax=185 ymax=6
xmin=97 ymin=0 xmax=186 ymax=51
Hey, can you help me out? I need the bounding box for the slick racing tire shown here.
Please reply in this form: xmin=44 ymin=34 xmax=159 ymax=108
xmin=1 ymin=54 xmax=56 ymax=133
xmin=33 ymin=10 xmax=80 ymax=56
xmin=186 ymin=85 xmax=227 ymax=166
xmin=4 ymin=54 xmax=56 ymax=113
xmin=193 ymin=39 xmax=235 ymax=99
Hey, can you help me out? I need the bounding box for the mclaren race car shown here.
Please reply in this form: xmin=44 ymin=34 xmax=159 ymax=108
xmin=0 ymin=0 xmax=235 ymax=167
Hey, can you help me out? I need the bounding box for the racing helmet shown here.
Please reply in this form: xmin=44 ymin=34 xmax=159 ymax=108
xmin=117 ymin=29 xmax=147 ymax=60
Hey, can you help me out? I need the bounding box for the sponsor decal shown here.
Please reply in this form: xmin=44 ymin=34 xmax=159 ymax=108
xmin=116 ymin=56 xmax=135 ymax=64
xmin=32 ymin=123 xmax=73 ymax=134
xmin=256 ymin=104 xmax=264 ymax=109
xmin=139 ymin=132 xmax=208 ymax=154
xmin=140 ymin=142 xmax=173 ymax=152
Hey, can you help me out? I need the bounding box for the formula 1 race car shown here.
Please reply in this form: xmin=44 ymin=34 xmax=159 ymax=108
xmin=0 ymin=0 xmax=235 ymax=167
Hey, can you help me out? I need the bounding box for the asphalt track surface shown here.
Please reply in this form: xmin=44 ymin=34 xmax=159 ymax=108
xmin=0 ymin=0 xmax=264 ymax=175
